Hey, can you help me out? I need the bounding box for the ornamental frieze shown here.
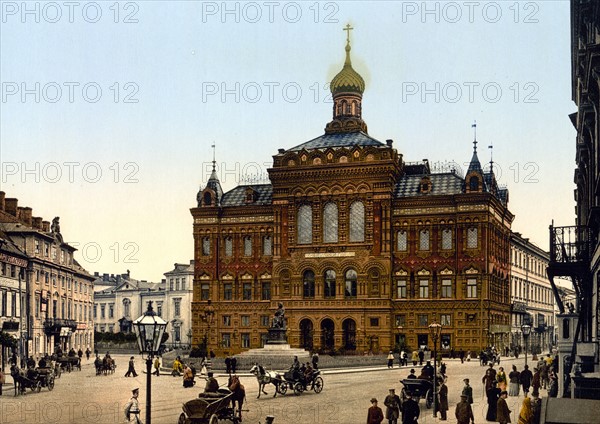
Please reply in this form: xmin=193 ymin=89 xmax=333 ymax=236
xmin=221 ymin=215 xmax=273 ymax=224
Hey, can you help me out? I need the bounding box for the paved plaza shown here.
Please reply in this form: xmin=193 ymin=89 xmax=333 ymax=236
xmin=0 ymin=354 xmax=544 ymax=424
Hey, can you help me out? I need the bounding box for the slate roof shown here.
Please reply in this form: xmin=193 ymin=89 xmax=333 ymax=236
xmin=220 ymin=184 xmax=273 ymax=207
xmin=287 ymin=131 xmax=384 ymax=152
xmin=394 ymin=173 xmax=465 ymax=198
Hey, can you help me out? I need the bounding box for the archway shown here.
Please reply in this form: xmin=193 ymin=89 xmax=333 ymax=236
xmin=321 ymin=319 xmax=335 ymax=352
xmin=342 ymin=318 xmax=356 ymax=351
xmin=299 ymin=319 xmax=314 ymax=350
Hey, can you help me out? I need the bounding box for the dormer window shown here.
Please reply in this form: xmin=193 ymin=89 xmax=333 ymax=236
xmin=245 ymin=187 xmax=256 ymax=203
xmin=469 ymin=176 xmax=479 ymax=191
xmin=420 ymin=176 xmax=432 ymax=194
xmin=203 ymin=192 xmax=212 ymax=206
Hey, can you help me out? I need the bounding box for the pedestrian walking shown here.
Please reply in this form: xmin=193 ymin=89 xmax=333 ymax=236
xmin=532 ymin=368 xmax=541 ymax=394
xmin=486 ymin=380 xmax=501 ymax=422
xmin=387 ymin=351 xmax=395 ymax=369
xmin=548 ymin=370 xmax=558 ymax=398
xmin=462 ymin=378 xmax=474 ymax=405
xmin=124 ymin=356 xmax=138 ymax=378
xmin=153 ymin=357 xmax=161 ymax=376
xmin=225 ymin=356 xmax=232 ymax=374
xmin=85 ymin=348 xmax=91 ymax=361
xmin=482 ymin=363 xmax=497 ymax=391
xmin=231 ymin=356 xmax=237 ymax=374
xmin=384 ymin=388 xmax=401 ymax=424
xmin=367 ymin=397 xmax=384 ymax=424
xmin=400 ymin=391 xmax=420 ymax=424
xmin=436 ymin=377 xmax=449 ymax=421
xmin=455 ymin=394 xmax=475 ymax=424
xmin=459 ymin=349 xmax=465 ymax=364
xmin=496 ymin=390 xmax=511 ymax=424
xmin=508 ymin=365 xmax=520 ymax=396
xmin=399 ymin=350 xmax=407 ymax=367
xmin=497 ymin=366 xmax=507 ymax=391
xmin=411 ymin=351 xmax=418 ymax=366
xmin=124 ymin=388 xmax=142 ymax=423
xmin=520 ymin=365 xmax=533 ymax=395
xmin=77 ymin=349 xmax=83 ymax=360
xmin=312 ymin=352 xmax=319 ymax=370
xmin=418 ymin=350 xmax=424 ymax=366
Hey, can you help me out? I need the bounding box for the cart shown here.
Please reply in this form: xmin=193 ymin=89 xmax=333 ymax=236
xmin=178 ymin=388 xmax=240 ymax=424
xmin=400 ymin=378 xmax=434 ymax=408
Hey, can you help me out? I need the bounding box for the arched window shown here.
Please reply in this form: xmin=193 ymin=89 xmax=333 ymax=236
xmin=297 ymin=205 xmax=312 ymax=244
xmin=345 ymin=269 xmax=357 ymax=298
xmin=467 ymin=227 xmax=478 ymax=248
xmin=397 ymin=230 xmax=408 ymax=251
xmin=323 ymin=202 xmax=338 ymax=243
xmin=469 ymin=176 xmax=479 ymax=191
xmin=203 ymin=192 xmax=212 ymax=206
xmin=324 ymin=269 xmax=336 ymax=298
xmin=349 ymin=201 xmax=365 ymax=242
xmin=419 ymin=229 xmax=430 ymax=250
xmin=441 ymin=229 xmax=452 ymax=250
xmin=303 ymin=270 xmax=315 ymax=298
xmin=123 ymin=298 xmax=130 ymax=317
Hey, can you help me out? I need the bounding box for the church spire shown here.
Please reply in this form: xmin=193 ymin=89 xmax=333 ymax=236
xmin=197 ymin=143 xmax=223 ymax=207
xmin=325 ymin=24 xmax=368 ymax=134
xmin=467 ymin=121 xmax=483 ymax=174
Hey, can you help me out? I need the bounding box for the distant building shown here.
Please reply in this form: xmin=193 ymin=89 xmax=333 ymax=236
xmin=93 ymin=261 xmax=194 ymax=348
xmin=510 ymin=232 xmax=554 ymax=354
xmin=0 ymin=191 xmax=95 ymax=359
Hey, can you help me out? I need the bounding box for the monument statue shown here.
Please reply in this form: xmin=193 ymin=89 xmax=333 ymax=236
xmin=271 ymin=302 xmax=286 ymax=329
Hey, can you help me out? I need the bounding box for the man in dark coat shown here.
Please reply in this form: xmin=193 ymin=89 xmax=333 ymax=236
xmin=462 ymin=378 xmax=474 ymax=405
xmin=417 ymin=350 xmax=424 ymax=366
xmin=401 ymin=391 xmax=420 ymax=424
xmin=406 ymin=369 xmax=417 ymax=379
xmin=496 ymin=390 xmax=511 ymax=424
xmin=455 ymin=394 xmax=475 ymax=424
xmin=225 ymin=356 xmax=232 ymax=374
xmin=384 ymin=388 xmax=401 ymax=424
xmin=482 ymin=363 xmax=497 ymax=391
xmin=312 ymin=352 xmax=319 ymax=369
xmin=124 ymin=356 xmax=138 ymax=377
xmin=436 ymin=378 xmax=449 ymax=420
xmin=486 ymin=380 xmax=501 ymax=421
xmin=520 ymin=364 xmax=533 ymax=395
xmin=367 ymin=398 xmax=384 ymax=424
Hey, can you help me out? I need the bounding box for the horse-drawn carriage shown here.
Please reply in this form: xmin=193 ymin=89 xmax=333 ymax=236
xmin=94 ymin=356 xmax=116 ymax=375
xmin=399 ymin=379 xmax=434 ymax=408
xmin=281 ymin=368 xmax=324 ymax=396
xmin=10 ymin=366 xmax=55 ymax=395
xmin=57 ymin=356 xmax=81 ymax=372
xmin=177 ymin=388 xmax=241 ymax=424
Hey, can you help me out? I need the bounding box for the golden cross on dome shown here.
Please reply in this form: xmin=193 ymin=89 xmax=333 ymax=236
xmin=343 ymin=24 xmax=354 ymax=44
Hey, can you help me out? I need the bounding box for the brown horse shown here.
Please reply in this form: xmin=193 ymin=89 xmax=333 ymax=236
xmin=228 ymin=374 xmax=246 ymax=421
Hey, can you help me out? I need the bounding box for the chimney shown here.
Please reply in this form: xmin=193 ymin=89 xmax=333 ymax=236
xmin=41 ymin=221 xmax=50 ymax=232
xmin=20 ymin=207 xmax=32 ymax=227
xmin=103 ymin=273 xmax=109 ymax=281
xmin=0 ymin=191 xmax=5 ymax=211
xmin=32 ymin=217 xmax=43 ymax=229
xmin=386 ymin=139 xmax=393 ymax=147
xmin=94 ymin=272 xmax=99 ymax=277
xmin=5 ymin=198 xmax=18 ymax=216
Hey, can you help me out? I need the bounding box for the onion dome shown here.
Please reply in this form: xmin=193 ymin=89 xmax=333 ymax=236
xmin=330 ymin=27 xmax=365 ymax=96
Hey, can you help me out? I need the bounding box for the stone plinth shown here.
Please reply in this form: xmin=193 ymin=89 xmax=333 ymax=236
xmin=266 ymin=327 xmax=287 ymax=344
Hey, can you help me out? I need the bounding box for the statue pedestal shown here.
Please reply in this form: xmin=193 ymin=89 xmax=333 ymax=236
xmin=266 ymin=328 xmax=287 ymax=345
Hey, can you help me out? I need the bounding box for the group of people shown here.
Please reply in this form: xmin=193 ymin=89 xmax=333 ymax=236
xmin=290 ymin=355 xmax=316 ymax=383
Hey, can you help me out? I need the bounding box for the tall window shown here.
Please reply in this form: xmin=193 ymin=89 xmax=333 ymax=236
xmin=108 ymin=304 xmax=114 ymax=318
xmin=241 ymin=333 xmax=251 ymax=348
xmin=222 ymin=316 xmax=231 ymax=326
xmin=263 ymin=235 xmax=272 ymax=256
xmin=323 ymin=202 xmax=339 ymax=243
xmin=324 ymin=269 xmax=336 ymax=298
xmin=169 ymin=279 xmax=174 ymax=290
xmin=223 ymin=283 xmax=232 ymax=300
xmin=467 ymin=278 xmax=478 ymax=298
xmin=418 ymin=314 xmax=428 ymax=326
xmin=441 ymin=314 xmax=451 ymax=326
xmin=100 ymin=304 xmax=105 ymax=319
xmin=261 ymin=282 xmax=271 ymax=300
xmin=419 ymin=229 xmax=430 ymax=250
xmin=419 ymin=279 xmax=429 ymax=298
xmin=222 ymin=334 xmax=231 ymax=348
xmin=349 ymin=201 xmax=365 ymax=242
xmin=123 ymin=299 xmax=130 ymax=317
xmin=396 ymin=279 xmax=407 ymax=298
xmin=345 ymin=269 xmax=357 ymax=298
xmin=201 ymin=284 xmax=210 ymax=300
xmin=441 ymin=228 xmax=452 ymax=250
xmin=243 ymin=283 xmax=252 ymax=300
xmin=297 ymin=205 xmax=312 ymax=244
xmin=202 ymin=237 xmax=211 ymax=255
xmin=397 ymin=230 xmax=408 ymax=251
xmin=174 ymin=299 xmax=181 ymax=316
xmin=241 ymin=315 xmax=250 ymax=326
xmin=467 ymin=227 xmax=478 ymax=248
xmin=441 ymin=278 xmax=452 ymax=298
xmin=225 ymin=237 xmax=233 ymax=257
xmin=303 ymin=270 xmax=315 ymax=298
xmin=244 ymin=236 xmax=252 ymax=256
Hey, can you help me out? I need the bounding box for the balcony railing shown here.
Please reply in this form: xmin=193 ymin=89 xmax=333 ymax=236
xmin=549 ymin=225 xmax=591 ymax=264
xmin=44 ymin=318 xmax=77 ymax=334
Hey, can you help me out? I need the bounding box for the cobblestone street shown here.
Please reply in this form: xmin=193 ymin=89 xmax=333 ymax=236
xmin=0 ymin=354 xmax=545 ymax=424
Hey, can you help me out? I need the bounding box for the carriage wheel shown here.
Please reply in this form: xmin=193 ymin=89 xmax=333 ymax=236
xmin=293 ymin=382 xmax=304 ymax=396
xmin=425 ymin=389 xmax=433 ymax=408
xmin=277 ymin=382 xmax=288 ymax=395
xmin=177 ymin=412 xmax=187 ymax=424
xmin=47 ymin=376 xmax=55 ymax=391
xmin=312 ymin=376 xmax=324 ymax=393
xmin=209 ymin=414 xmax=219 ymax=424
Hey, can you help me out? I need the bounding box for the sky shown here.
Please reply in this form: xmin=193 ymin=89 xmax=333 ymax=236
xmin=0 ymin=1 xmax=576 ymax=281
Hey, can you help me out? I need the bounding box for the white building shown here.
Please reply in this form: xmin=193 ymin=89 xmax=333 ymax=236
xmin=93 ymin=261 xmax=194 ymax=349
xmin=510 ymin=232 xmax=555 ymax=354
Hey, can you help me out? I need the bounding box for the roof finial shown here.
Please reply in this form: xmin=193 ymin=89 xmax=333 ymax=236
xmin=343 ymin=23 xmax=354 ymax=65
xmin=211 ymin=143 xmax=216 ymax=172
xmin=471 ymin=120 xmax=477 ymax=153
xmin=488 ymin=142 xmax=494 ymax=173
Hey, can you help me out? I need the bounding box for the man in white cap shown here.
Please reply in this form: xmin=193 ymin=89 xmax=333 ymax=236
xmin=124 ymin=388 xmax=141 ymax=423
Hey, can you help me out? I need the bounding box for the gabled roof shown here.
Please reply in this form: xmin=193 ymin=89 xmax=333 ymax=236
xmin=286 ymin=131 xmax=384 ymax=152
xmin=394 ymin=173 xmax=464 ymax=197
xmin=220 ymin=184 xmax=273 ymax=207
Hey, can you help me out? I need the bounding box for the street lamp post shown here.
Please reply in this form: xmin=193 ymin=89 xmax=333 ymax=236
xmin=521 ymin=324 xmax=531 ymax=368
xmin=132 ymin=301 xmax=167 ymax=424
xmin=429 ymin=323 xmax=442 ymax=418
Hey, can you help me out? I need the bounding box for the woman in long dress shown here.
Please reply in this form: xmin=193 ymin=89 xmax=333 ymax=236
xmin=509 ymin=365 xmax=521 ymax=396
xmin=497 ymin=366 xmax=508 ymax=391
